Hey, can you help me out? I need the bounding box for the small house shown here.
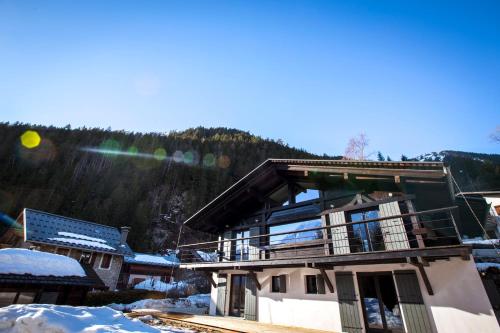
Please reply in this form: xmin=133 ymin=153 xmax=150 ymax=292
xmin=0 ymin=208 xmax=134 ymax=290
xmin=0 ymin=248 xmax=105 ymax=307
xmin=118 ymin=251 xmax=179 ymax=289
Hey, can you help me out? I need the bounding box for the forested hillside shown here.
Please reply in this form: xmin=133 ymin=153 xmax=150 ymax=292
xmin=0 ymin=122 xmax=498 ymax=252
xmin=0 ymin=123 xmax=326 ymax=251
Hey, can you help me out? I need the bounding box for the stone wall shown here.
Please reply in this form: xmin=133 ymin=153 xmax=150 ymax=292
xmin=92 ymin=253 xmax=123 ymax=290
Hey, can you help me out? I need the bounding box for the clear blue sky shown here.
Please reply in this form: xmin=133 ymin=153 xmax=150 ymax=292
xmin=1 ymin=0 xmax=499 ymax=158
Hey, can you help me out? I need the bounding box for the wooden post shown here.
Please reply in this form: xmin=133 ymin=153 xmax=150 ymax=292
xmin=319 ymin=268 xmax=334 ymax=293
xmin=406 ymin=200 xmax=425 ymax=248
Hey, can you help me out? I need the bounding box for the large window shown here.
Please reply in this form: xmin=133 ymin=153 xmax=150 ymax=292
xmin=269 ymin=218 xmax=322 ymax=245
xmin=348 ymin=209 xmax=385 ymax=253
xmin=271 ymin=275 xmax=287 ymax=293
xmin=234 ymin=230 xmax=249 ymax=261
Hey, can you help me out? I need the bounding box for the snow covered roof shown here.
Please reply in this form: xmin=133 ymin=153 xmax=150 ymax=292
xmin=124 ymin=252 xmax=179 ymax=267
xmin=0 ymin=248 xmax=105 ymax=288
xmin=22 ymin=208 xmax=133 ymax=256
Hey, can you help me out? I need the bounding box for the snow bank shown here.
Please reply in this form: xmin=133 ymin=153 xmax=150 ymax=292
xmin=109 ymin=294 xmax=210 ymax=315
xmin=0 ymin=304 xmax=182 ymax=333
xmin=0 ymin=248 xmax=85 ymax=277
xmin=134 ymin=279 xmax=187 ymax=292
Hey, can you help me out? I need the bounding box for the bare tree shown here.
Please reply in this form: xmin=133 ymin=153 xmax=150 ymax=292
xmin=344 ymin=133 xmax=369 ymax=160
xmin=491 ymin=126 xmax=500 ymax=143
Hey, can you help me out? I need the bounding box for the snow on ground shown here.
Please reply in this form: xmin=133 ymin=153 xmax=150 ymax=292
xmin=0 ymin=304 xmax=193 ymax=333
xmin=109 ymin=294 xmax=210 ymax=315
xmin=463 ymin=238 xmax=500 ymax=246
xmin=195 ymin=250 xmax=217 ymax=262
xmin=48 ymin=237 xmax=116 ymax=250
xmin=134 ymin=279 xmax=187 ymax=292
xmin=0 ymin=248 xmax=86 ymax=277
xmin=476 ymin=263 xmax=500 ymax=271
xmin=57 ymin=231 xmax=107 ymax=243
xmin=131 ymin=253 xmax=178 ymax=266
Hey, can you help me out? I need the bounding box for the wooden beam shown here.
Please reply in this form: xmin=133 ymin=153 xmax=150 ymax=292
xmin=319 ymin=268 xmax=334 ymax=293
xmin=409 ymin=258 xmax=434 ymax=295
xmin=203 ymin=272 xmax=216 ymax=288
xmin=247 ymin=271 xmax=261 ymax=290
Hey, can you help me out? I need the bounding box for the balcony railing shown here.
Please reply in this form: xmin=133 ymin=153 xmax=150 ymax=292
xmin=179 ymin=206 xmax=462 ymax=264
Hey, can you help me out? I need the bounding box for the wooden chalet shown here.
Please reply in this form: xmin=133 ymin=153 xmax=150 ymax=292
xmin=179 ymin=159 xmax=498 ymax=333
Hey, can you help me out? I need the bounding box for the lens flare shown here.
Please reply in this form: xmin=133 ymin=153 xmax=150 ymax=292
xmin=173 ymin=150 xmax=184 ymax=163
xmin=127 ymin=146 xmax=139 ymax=155
xmin=218 ymin=155 xmax=231 ymax=169
xmin=184 ymin=151 xmax=194 ymax=165
xmin=20 ymin=130 xmax=41 ymax=149
xmin=154 ymin=148 xmax=167 ymax=160
xmin=203 ymin=153 xmax=216 ymax=167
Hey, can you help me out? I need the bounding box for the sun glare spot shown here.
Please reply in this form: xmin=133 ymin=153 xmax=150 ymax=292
xmin=218 ymin=155 xmax=231 ymax=169
xmin=20 ymin=130 xmax=41 ymax=149
xmin=173 ymin=150 xmax=184 ymax=163
xmin=127 ymin=146 xmax=139 ymax=155
xmin=154 ymin=148 xmax=167 ymax=160
xmin=203 ymin=153 xmax=216 ymax=167
xmin=184 ymin=151 xmax=194 ymax=165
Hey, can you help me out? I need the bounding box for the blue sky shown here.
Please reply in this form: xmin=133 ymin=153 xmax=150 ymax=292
xmin=0 ymin=0 xmax=498 ymax=158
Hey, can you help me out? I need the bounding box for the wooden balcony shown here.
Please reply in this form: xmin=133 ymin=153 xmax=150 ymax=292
xmin=179 ymin=206 xmax=471 ymax=271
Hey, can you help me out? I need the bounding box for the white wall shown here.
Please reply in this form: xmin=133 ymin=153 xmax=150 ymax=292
xmin=208 ymin=258 xmax=498 ymax=333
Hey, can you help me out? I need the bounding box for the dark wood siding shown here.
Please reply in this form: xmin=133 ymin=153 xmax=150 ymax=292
xmin=216 ymin=273 xmax=227 ymax=315
xmin=336 ymin=272 xmax=363 ymax=333
xmin=394 ymin=270 xmax=433 ymax=333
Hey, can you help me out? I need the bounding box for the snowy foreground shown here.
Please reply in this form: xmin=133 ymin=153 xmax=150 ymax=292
xmin=109 ymin=294 xmax=210 ymax=315
xmin=0 ymin=304 xmax=192 ymax=333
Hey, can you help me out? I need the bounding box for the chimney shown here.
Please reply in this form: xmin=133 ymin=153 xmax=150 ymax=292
xmin=120 ymin=226 xmax=131 ymax=245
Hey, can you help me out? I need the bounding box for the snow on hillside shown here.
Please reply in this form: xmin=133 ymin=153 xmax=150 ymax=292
xmin=0 ymin=304 xmax=191 ymax=333
xmin=0 ymin=248 xmax=86 ymax=277
xmin=109 ymin=294 xmax=210 ymax=315
xmin=415 ymin=152 xmax=445 ymax=162
xmin=134 ymin=279 xmax=187 ymax=292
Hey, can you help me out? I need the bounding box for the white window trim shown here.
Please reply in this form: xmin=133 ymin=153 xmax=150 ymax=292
xmin=99 ymin=253 xmax=113 ymax=270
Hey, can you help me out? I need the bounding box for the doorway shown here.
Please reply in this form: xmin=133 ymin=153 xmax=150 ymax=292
xmin=229 ymin=274 xmax=246 ymax=317
xmin=357 ymin=272 xmax=404 ymax=333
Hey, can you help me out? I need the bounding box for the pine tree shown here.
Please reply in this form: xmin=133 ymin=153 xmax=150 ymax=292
xmin=377 ymin=151 xmax=385 ymax=161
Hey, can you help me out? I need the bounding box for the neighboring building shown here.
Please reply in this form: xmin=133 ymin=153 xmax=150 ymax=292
xmin=179 ymin=159 xmax=499 ymax=333
xmin=0 ymin=208 xmax=133 ymax=290
xmin=0 ymin=248 xmax=105 ymax=307
xmin=455 ymin=191 xmax=500 ymax=239
xmin=118 ymin=251 xmax=179 ymax=289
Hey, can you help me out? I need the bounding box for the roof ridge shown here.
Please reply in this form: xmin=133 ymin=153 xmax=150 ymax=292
xmin=24 ymin=208 xmax=121 ymax=231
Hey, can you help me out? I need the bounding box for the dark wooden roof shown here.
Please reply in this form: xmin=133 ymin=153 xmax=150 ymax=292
xmin=183 ymin=159 xmax=447 ymax=232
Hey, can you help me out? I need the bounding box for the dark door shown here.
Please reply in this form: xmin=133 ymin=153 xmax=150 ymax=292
xmin=229 ymin=274 xmax=247 ymax=317
xmin=358 ymin=272 xmax=404 ymax=333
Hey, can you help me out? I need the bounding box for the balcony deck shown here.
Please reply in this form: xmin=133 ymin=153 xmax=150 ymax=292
xmin=179 ymin=206 xmax=469 ymax=272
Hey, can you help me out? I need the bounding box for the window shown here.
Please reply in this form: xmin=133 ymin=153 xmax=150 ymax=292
xmin=38 ymin=292 xmax=59 ymax=304
xmin=348 ymin=209 xmax=385 ymax=253
xmin=271 ymin=275 xmax=287 ymax=293
xmin=305 ymin=275 xmax=325 ymax=294
xmin=100 ymin=254 xmax=112 ymax=269
xmin=234 ymin=230 xmax=249 ymax=261
xmin=79 ymin=252 xmax=92 ymax=264
xmin=295 ymin=189 xmax=320 ymax=203
xmin=495 ymin=205 xmax=500 ymax=215
xmin=0 ymin=292 xmax=17 ymax=307
xmin=16 ymin=292 xmax=36 ymax=304
xmin=56 ymin=248 xmax=70 ymax=256
xmin=269 ymin=218 xmax=322 ymax=245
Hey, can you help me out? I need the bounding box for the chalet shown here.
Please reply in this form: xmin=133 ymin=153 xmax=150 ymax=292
xmin=0 ymin=208 xmax=134 ymax=290
xmin=0 ymin=248 xmax=105 ymax=307
xmin=179 ymin=159 xmax=499 ymax=333
xmin=118 ymin=251 xmax=179 ymax=289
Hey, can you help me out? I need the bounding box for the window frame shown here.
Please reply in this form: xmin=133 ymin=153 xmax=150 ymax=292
xmin=99 ymin=253 xmax=113 ymax=270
